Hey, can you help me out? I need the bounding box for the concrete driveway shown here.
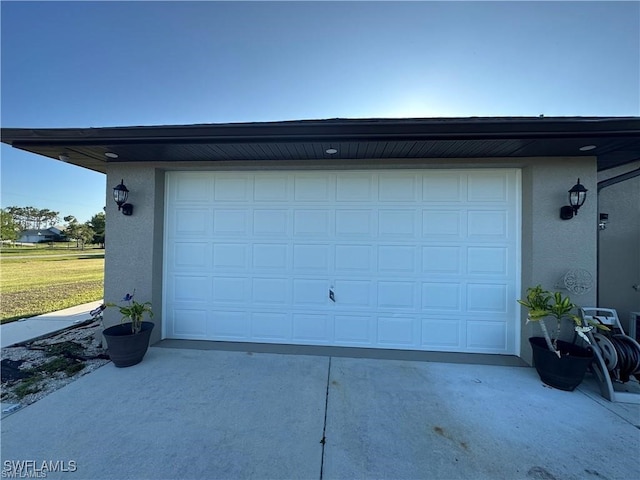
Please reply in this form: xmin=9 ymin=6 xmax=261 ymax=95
xmin=1 ymin=346 xmax=638 ymax=480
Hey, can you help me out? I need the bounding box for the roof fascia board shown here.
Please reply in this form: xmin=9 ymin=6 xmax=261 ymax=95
xmin=598 ymin=165 xmax=640 ymax=190
xmin=5 ymin=130 xmax=640 ymax=149
xmin=3 ymin=117 xmax=640 ymax=146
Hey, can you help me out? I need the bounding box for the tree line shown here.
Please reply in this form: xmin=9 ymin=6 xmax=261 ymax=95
xmin=0 ymin=206 xmax=105 ymax=249
xmin=3 ymin=206 xmax=60 ymax=230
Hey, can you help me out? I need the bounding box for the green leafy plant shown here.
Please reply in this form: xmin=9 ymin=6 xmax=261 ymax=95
xmin=14 ymin=376 xmax=43 ymax=399
xmin=107 ymin=290 xmax=153 ymax=334
xmin=517 ymin=285 xmax=551 ymax=321
xmin=518 ymin=285 xmax=606 ymax=358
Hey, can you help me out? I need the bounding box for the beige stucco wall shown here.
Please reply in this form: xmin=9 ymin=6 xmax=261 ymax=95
xmin=103 ymin=166 xmax=165 ymax=345
xmin=520 ymin=157 xmax=597 ymax=362
xmin=104 ymin=156 xmax=598 ymax=362
xmin=597 ymin=161 xmax=640 ymax=333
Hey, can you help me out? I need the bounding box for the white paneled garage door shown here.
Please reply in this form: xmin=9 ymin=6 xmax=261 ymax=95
xmin=164 ymin=169 xmax=520 ymax=354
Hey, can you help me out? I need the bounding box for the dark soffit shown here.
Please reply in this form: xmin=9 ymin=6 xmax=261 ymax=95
xmin=2 ymin=117 xmax=639 ymax=174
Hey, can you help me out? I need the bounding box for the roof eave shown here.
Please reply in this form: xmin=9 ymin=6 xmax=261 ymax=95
xmin=3 ymin=116 xmax=640 ymax=146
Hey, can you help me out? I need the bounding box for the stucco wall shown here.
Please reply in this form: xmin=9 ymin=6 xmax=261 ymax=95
xmin=104 ymin=166 xmax=165 ymax=345
xmin=520 ymin=157 xmax=598 ymax=362
xmin=597 ymin=161 xmax=640 ymax=333
xmin=104 ymin=156 xmax=598 ymax=361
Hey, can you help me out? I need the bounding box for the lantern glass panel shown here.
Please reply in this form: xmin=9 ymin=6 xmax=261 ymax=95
xmin=569 ymin=190 xmax=586 ymax=208
xmin=113 ymin=181 xmax=129 ymax=206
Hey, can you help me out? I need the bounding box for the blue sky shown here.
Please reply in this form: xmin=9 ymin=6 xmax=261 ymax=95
xmin=1 ymin=1 xmax=639 ymax=224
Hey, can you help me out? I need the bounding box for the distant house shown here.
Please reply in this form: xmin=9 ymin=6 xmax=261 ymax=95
xmin=18 ymin=226 xmax=65 ymax=243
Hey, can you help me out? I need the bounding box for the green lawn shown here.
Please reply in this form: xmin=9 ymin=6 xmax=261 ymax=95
xmin=0 ymin=255 xmax=104 ymax=323
xmin=0 ymin=244 xmax=104 ymax=256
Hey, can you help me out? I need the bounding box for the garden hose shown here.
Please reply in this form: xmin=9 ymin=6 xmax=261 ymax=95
xmin=594 ymin=332 xmax=640 ymax=383
xmin=587 ymin=315 xmax=640 ymax=384
xmin=611 ymin=335 xmax=640 ymax=382
xmin=593 ymin=333 xmax=618 ymax=371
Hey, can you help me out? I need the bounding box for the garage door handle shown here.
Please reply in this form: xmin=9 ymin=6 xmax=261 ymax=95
xmin=329 ymin=289 xmax=335 ymax=302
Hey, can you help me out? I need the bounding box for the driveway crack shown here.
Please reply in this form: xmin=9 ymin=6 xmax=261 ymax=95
xmin=319 ymin=356 xmax=332 ymax=480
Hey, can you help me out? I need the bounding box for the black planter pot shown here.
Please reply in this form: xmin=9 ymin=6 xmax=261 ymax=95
xmin=103 ymin=321 xmax=154 ymax=368
xmin=529 ymin=337 xmax=593 ymax=391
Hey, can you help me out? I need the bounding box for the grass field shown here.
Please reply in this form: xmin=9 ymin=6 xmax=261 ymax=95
xmin=0 ymin=254 xmax=104 ymax=323
xmin=0 ymin=244 xmax=104 ymax=256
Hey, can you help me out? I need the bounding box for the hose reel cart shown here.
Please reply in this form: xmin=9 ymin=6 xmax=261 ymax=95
xmin=580 ymin=307 xmax=640 ymax=403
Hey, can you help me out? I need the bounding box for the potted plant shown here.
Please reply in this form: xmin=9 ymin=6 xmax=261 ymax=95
xmin=101 ymin=291 xmax=155 ymax=368
xmin=518 ymin=285 xmax=603 ymax=391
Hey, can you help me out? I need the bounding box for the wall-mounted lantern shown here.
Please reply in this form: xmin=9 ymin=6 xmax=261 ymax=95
xmin=560 ymin=178 xmax=588 ymax=220
xmin=113 ymin=179 xmax=133 ymax=216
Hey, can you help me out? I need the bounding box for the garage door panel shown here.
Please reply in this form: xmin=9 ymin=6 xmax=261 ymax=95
xmin=334 ymin=280 xmax=372 ymax=307
xmin=253 ymin=210 xmax=289 ymax=236
xmin=467 ymin=173 xmax=509 ymax=202
xmin=293 ymin=313 xmax=331 ymax=343
xmin=293 ymin=279 xmax=330 ymax=306
xmin=377 ymin=316 xmax=418 ymax=346
xmin=251 ymin=312 xmax=291 ymax=341
xmin=212 ymin=277 xmax=247 ymax=304
xmin=377 ymin=281 xmax=416 ymax=309
xmin=170 ymin=308 xmax=208 ymax=337
xmin=379 ymin=175 xmax=418 ymax=202
xmin=467 ymin=210 xmax=508 ymax=238
xmin=171 ymin=242 xmax=211 ymax=271
xmin=172 ymin=173 xmax=212 ymax=203
xmin=214 ymin=176 xmax=249 ymax=202
xmin=294 ymin=175 xmax=331 ymax=202
xmin=211 ymin=311 xmax=250 ymax=339
xmin=172 ymin=275 xmax=210 ymax=302
xmin=378 ymin=245 xmax=417 ymax=273
xmin=213 ymin=210 xmax=249 ymax=235
xmin=423 ymin=174 xmax=462 ymax=202
xmin=467 ymin=247 xmax=508 ymax=275
xmin=335 ymin=210 xmax=372 ymax=236
xmin=422 ymin=283 xmax=461 ymax=311
xmin=334 ymin=245 xmax=372 ymax=272
xmin=293 ymin=210 xmax=331 ymax=236
xmin=422 ymin=246 xmax=461 ymax=274
xmin=421 ymin=318 xmax=462 ymax=347
xmin=422 ymin=210 xmax=462 ymax=237
xmin=336 ymin=174 xmax=374 ymax=201
xmin=170 ymin=208 xmax=211 ymax=237
xmin=213 ymin=244 xmax=248 ymax=270
xmin=252 ymin=278 xmax=290 ymax=305
xmin=252 ymin=244 xmax=288 ymax=270
xmin=165 ymin=169 xmax=520 ymax=354
xmin=293 ymin=244 xmax=329 ymax=271
xmin=254 ymin=176 xmax=288 ymax=201
xmin=334 ymin=315 xmax=373 ymax=345
xmin=467 ymin=321 xmax=508 ymax=351
xmin=378 ymin=210 xmax=417 ymax=238
xmin=467 ymin=283 xmax=509 ymax=313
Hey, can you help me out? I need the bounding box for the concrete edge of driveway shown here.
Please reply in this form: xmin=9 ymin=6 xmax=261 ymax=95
xmin=155 ymin=339 xmax=530 ymax=367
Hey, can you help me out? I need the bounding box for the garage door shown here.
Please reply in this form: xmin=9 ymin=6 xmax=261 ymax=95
xmin=164 ymin=169 xmax=520 ymax=354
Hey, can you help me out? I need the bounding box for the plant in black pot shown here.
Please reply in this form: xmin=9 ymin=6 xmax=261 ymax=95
xmin=518 ymin=285 xmax=605 ymax=391
xmin=102 ymin=291 xmax=155 ymax=368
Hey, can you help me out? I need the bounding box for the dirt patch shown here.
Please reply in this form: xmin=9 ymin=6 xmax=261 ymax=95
xmin=1 ymin=320 xmax=110 ymax=407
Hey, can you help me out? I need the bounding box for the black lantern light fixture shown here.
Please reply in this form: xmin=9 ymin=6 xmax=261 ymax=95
xmin=560 ymin=178 xmax=588 ymax=220
xmin=113 ymin=179 xmax=133 ymax=216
